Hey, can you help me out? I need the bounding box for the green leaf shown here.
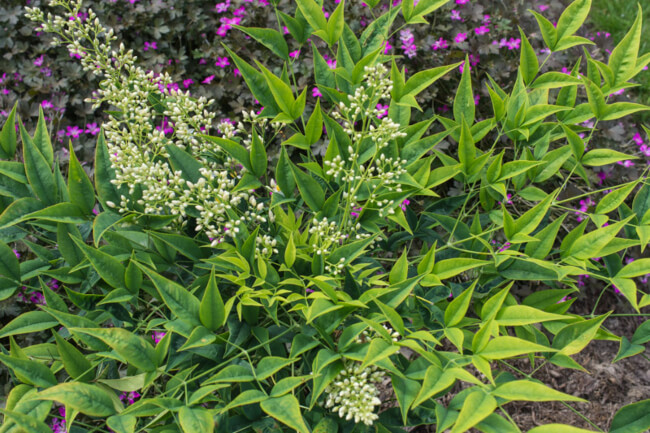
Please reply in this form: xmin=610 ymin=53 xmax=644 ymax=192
xmin=617 ymin=258 xmax=650 ymax=279
xmin=411 ymin=0 xmax=449 ymax=22
xmin=256 ymin=357 xmax=295 ymax=381
xmin=555 ymin=0 xmax=591 ymax=42
xmin=444 ymin=281 xmax=476 ymax=327
xmin=199 ymin=135 xmax=252 ymax=172
xmin=276 ymin=146 xmax=296 ymax=196
xmin=0 ymin=311 xmax=58 ymax=338
xmin=433 ymin=258 xmax=488 ymax=280
xmin=37 ymin=383 xmax=119 ymax=417
xmin=284 ymin=234 xmax=296 ymax=268
xmin=528 ymin=425 xmax=597 ymax=433
xmin=602 ymin=102 xmax=650 ymax=121
xmin=451 ymin=390 xmax=497 ymax=433
xmin=496 ymin=305 xmax=566 ymax=326
xmin=359 ymin=7 xmax=400 ymax=55
xmin=222 ymin=46 xmax=280 ymax=115
xmin=94 ymin=131 xmax=121 ymax=209
xmin=137 ymin=265 xmax=201 ymax=326
xmin=551 ymin=314 xmax=609 ymax=355
xmin=166 ymin=143 xmax=203 ymax=183
xmin=458 ymin=118 xmax=476 ymax=174
xmin=326 ymin=0 xmax=345 ymax=47
xmin=519 ymin=27 xmax=539 ymax=85
xmin=305 ymin=99 xmax=323 ymax=145
xmin=391 ymin=375 xmax=420 ymax=425
xmin=361 ymin=338 xmax=399 ymax=369
xmin=71 ymin=328 xmax=157 ymax=372
xmin=531 ymin=72 xmax=583 ymax=89
xmin=257 ymin=62 xmax=296 ymax=117
xmin=493 ymin=380 xmax=586 ymax=402
xmin=291 ymin=164 xmax=324 ymax=211
xmin=223 ymin=389 xmax=268 ymax=410
xmin=514 ymin=191 xmax=556 ymax=236
xmin=389 ymin=249 xmax=409 ymax=285
xmin=207 ymin=364 xmax=254 ymax=384
xmin=0 ymin=410 xmax=52 ymax=433
xmin=412 ymin=366 xmax=456 ymax=408
xmin=0 ymin=241 xmax=20 ymax=282
xmin=296 ymin=0 xmax=327 ymax=31
xmin=53 ymin=331 xmax=94 ymax=381
xmin=454 ymin=55 xmax=475 ymax=125
xmin=0 ymin=103 xmax=17 ymax=158
xmin=530 ymin=10 xmax=558 ymax=51
xmin=568 ymin=216 xmax=631 ymax=260
xmin=234 ymin=26 xmax=288 ymax=61
xmin=582 ymin=77 xmax=607 ymax=119
xmin=250 ymin=129 xmax=267 ymax=177
xmin=478 ymin=336 xmax=554 ymax=359
xmin=260 ymin=394 xmax=310 ymax=433
xmin=608 ymin=4 xmax=643 ymax=86
xmin=22 ymin=202 xmax=86 ymax=225
xmin=610 ymin=399 xmax=650 ymax=433
xmin=106 ymin=414 xmax=137 ymax=433
xmin=21 ymin=122 xmax=55 ymax=206
xmin=179 ymin=406 xmax=214 ymax=433
xmin=71 ymin=236 xmax=127 ymax=290
xmin=403 ymin=63 xmax=460 ymax=99
xmin=279 ymin=11 xmax=307 ymax=44
xmin=32 ymin=107 xmax=54 ymax=166
xmin=313 ymin=417 xmax=339 ymax=433
xmin=582 ymin=149 xmax=636 ymax=167
xmin=200 ymin=268 xmax=226 ymax=332
xmin=0 ymin=354 xmax=56 ymax=387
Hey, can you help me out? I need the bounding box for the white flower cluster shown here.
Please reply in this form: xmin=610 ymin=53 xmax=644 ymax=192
xmin=309 ymin=218 xmax=346 ymax=256
xmin=324 ymin=362 xmax=385 ymax=426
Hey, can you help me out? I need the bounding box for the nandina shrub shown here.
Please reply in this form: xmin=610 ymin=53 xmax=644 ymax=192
xmin=0 ymin=0 xmax=649 ymax=432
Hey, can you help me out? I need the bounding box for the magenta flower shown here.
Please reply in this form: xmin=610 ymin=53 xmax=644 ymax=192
xmin=143 ymin=41 xmax=157 ymax=51
xmin=66 ymin=125 xmax=83 ymax=139
xmin=289 ymin=50 xmax=300 ymax=58
xmin=538 ymin=5 xmax=549 ymax=12
xmin=13 ymin=249 xmax=20 ymax=258
xmin=506 ymin=38 xmax=521 ymax=50
xmin=41 ymin=100 xmax=53 ymax=109
xmin=384 ymin=41 xmax=393 ymax=54
xmin=633 ymin=132 xmax=644 ymax=145
xmin=431 ymin=38 xmax=449 ymax=50
xmin=202 ymin=75 xmax=216 ymax=84
xmin=119 ymin=391 xmax=141 ymax=405
xmin=152 ymin=331 xmax=166 ymax=344
xmin=215 ymin=56 xmax=230 ymax=68
xmin=312 ymin=87 xmax=322 ymax=98
xmin=33 ymin=54 xmax=45 ymax=66
xmin=215 ymin=1 xmax=230 ymax=12
xmin=85 ymin=123 xmax=100 ymax=136
xmin=400 ymin=199 xmax=410 ymax=211
xmin=183 ymin=78 xmax=194 ymax=89
xmin=451 ymin=10 xmax=463 ymax=21
xmin=474 ymin=25 xmax=490 ymax=36
xmin=456 ymin=0 xmax=469 ymax=4
xmin=400 ymin=29 xmax=417 ymax=58
xmin=376 ymin=104 xmax=389 ymax=119
xmin=454 ymin=32 xmax=467 ymax=43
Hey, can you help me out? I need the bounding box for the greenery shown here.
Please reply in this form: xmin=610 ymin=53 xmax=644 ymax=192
xmin=0 ymin=0 xmax=649 ymax=433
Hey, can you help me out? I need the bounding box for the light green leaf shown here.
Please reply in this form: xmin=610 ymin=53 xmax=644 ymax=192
xmin=551 ymin=314 xmax=609 ymax=355
xmin=0 ymin=354 xmax=56 ymax=388
xmin=617 ymin=258 xmax=650 ymax=279
xmin=531 ymin=72 xmax=583 ymax=89
xmin=528 ymin=425 xmax=597 ymax=433
xmin=53 ymin=331 xmax=93 ymax=381
xmin=295 ymin=0 xmax=327 ymax=31
xmin=451 ymin=390 xmax=497 ymax=433
xmin=0 ymin=311 xmax=58 ymax=339
xmin=610 ymin=399 xmax=650 ymax=433
xmin=0 ymin=410 xmax=52 ymax=433
xmin=582 ymin=149 xmax=636 ymax=167
xmin=361 ymin=338 xmax=399 ymax=369
xmin=556 ymin=0 xmax=591 ymax=42
xmin=106 ymin=414 xmax=137 ymax=433
xmin=479 ymin=336 xmax=554 ymax=359
xmin=444 ymin=281 xmax=476 ymax=327
xmin=71 ymin=236 xmax=127 ymax=290
xmin=67 ymin=144 xmax=95 ymax=214
xmin=0 ymin=103 xmax=17 ymax=158
xmin=256 ymin=357 xmax=295 ymax=381
xmin=71 ymin=328 xmax=157 ymax=372
xmin=260 ymin=394 xmax=310 ymax=433
xmin=493 ymin=380 xmax=586 ymax=402
xmin=37 ymin=383 xmax=119 ymax=417
xmin=137 ymin=265 xmax=201 ymax=326
xmin=433 ymin=258 xmax=489 ymax=280
xmin=496 ymin=305 xmax=566 ymax=326
xmin=596 ymin=182 xmax=638 ymax=215
xmin=412 ymin=366 xmax=456 ymax=408
xmin=519 ymin=27 xmax=539 ymax=85
xmin=234 ymin=26 xmax=288 ymax=61
xmin=454 ymin=55 xmax=475 ymax=125
xmin=608 ymin=4 xmax=643 ymax=86
xmin=179 ymin=406 xmax=214 ymax=433
xmin=391 ymin=375 xmax=420 ymax=425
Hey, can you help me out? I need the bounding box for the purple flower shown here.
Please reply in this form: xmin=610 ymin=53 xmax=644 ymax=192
xmin=456 ymin=0 xmax=469 ymax=4
xmin=451 ymin=10 xmax=463 ymax=21
xmin=183 ymin=78 xmax=194 ymax=89
xmin=400 ymin=199 xmax=410 ymax=211
xmin=474 ymin=25 xmax=490 ymax=36
xmin=202 ymin=75 xmax=216 ymax=84
xmin=215 ymin=1 xmax=230 ymax=12
xmin=312 ymin=87 xmax=322 ymax=98
xmin=144 ymin=41 xmax=157 ymax=51
xmin=215 ymin=56 xmax=230 ymax=68
xmin=399 ymin=29 xmax=417 ymax=58
xmin=152 ymin=331 xmax=166 ymax=344
xmin=85 ymin=123 xmax=100 ymax=136
xmin=376 ymin=103 xmax=389 ymax=119
xmin=33 ymin=54 xmax=45 ymax=66
xmin=66 ymin=125 xmax=83 ymax=139
xmin=13 ymin=249 xmax=20 ymax=258
xmin=289 ymin=50 xmax=300 ymax=58
xmin=633 ymin=132 xmax=644 ymax=145
xmin=431 ymin=38 xmax=449 ymax=50
xmin=119 ymin=391 xmax=141 ymax=405
xmin=454 ymin=32 xmax=467 ymax=43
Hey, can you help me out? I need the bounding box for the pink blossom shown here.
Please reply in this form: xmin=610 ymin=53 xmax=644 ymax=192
xmin=538 ymin=5 xmax=549 ymax=11
xmin=41 ymin=100 xmax=53 ymax=109
xmin=215 ymin=1 xmax=230 ymax=12
xmin=376 ymin=103 xmax=389 ymax=119
xmin=506 ymin=38 xmax=521 ymax=50
xmin=474 ymin=25 xmax=490 ymax=36
xmin=66 ymin=125 xmax=83 ymax=139
xmin=120 ymin=391 xmax=141 ymax=405
xmin=215 ymin=56 xmax=230 ymax=68
xmin=456 ymin=0 xmax=469 ymax=4
xmin=183 ymin=78 xmax=194 ymax=88
xmin=633 ymin=132 xmax=644 ymax=145
xmin=384 ymin=41 xmax=393 ymax=54
xmin=234 ymin=68 xmax=241 ymax=77
xmin=454 ymin=32 xmax=467 ymax=43
xmin=451 ymin=10 xmax=462 ymax=21
xmin=152 ymin=331 xmax=166 ymax=344
xmin=33 ymin=54 xmax=44 ymax=66
xmin=616 ymin=160 xmax=634 ymax=168
xmin=203 ymin=75 xmax=216 ymax=84
xmin=400 ymin=29 xmax=417 ymax=58
xmin=431 ymin=38 xmax=449 ymax=50
xmin=233 ymin=6 xmax=246 ymax=16
xmin=85 ymin=122 xmax=100 ymax=136
xmin=400 ymin=199 xmax=410 ymax=211
xmin=312 ymin=87 xmax=322 ymax=98
xmin=289 ymin=50 xmax=300 ymax=58
xmin=143 ymin=41 xmax=157 ymax=51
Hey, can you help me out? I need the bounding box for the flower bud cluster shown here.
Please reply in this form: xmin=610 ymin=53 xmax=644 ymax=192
xmin=309 ymin=218 xmax=346 ymax=256
xmin=324 ymin=362 xmax=385 ymax=426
